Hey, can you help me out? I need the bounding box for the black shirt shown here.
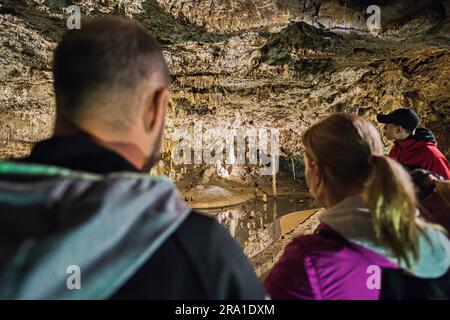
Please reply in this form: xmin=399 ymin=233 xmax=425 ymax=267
xmin=18 ymin=136 xmax=266 ymax=299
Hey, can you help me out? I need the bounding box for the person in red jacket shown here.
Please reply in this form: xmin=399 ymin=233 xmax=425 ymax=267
xmin=377 ymin=108 xmax=450 ymax=179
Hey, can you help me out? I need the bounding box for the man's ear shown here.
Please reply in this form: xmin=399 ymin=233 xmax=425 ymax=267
xmin=144 ymin=87 xmax=169 ymax=133
xmin=396 ymin=125 xmax=406 ymax=136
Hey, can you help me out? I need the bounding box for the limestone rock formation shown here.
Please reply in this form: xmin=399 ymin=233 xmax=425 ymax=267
xmin=1 ymin=0 xmax=449 ymax=168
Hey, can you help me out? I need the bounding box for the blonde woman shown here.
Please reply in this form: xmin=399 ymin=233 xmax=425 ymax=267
xmin=264 ymin=113 xmax=450 ymax=300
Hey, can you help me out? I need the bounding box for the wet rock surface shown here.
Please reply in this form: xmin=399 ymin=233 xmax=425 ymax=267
xmin=1 ymin=0 xmax=449 ymax=161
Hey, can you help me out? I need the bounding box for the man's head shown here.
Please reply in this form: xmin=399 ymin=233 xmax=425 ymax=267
xmin=377 ymin=108 xmax=420 ymax=141
xmin=53 ymin=17 xmax=170 ymax=169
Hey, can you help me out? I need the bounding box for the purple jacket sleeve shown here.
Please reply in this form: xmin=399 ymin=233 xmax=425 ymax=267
xmin=264 ymin=238 xmax=318 ymax=300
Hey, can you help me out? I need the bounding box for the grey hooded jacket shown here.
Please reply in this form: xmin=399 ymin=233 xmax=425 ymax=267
xmin=0 ymin=161 xmax=192 ymax=299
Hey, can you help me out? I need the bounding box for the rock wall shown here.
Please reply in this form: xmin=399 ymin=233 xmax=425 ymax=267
xmin=1 ymin=0 xmax=449 ymax=171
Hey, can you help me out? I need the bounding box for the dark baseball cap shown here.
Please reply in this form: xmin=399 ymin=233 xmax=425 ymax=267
xmin=377 ymin=108 xmax=420 ymax=132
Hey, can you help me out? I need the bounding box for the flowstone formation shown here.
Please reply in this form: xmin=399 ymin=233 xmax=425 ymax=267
xmin=1 ymin=0 xmax=449 ymax=169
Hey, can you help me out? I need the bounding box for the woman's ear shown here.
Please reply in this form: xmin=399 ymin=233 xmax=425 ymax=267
xmin=305 ymin=156 xmax=322 ymax=199
xmin=313 ymin=161 xmax=323 ymax=189
xmin=311 ymin=160 xmax=319 ymax=175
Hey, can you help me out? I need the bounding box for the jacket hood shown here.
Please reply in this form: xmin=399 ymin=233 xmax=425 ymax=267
xmin=0 ymin=161 xmax=191 ymax=299
xmin=408 ymin=128 xmax=436 ymax=143
xmin=396 ymin=128 xmax=437 ymax=153
xmin=319 ymin=195 xmax=450 ymax=278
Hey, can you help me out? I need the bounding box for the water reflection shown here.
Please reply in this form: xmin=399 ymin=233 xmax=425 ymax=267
xmin=211 ymin=195 xmax=317 ymax=258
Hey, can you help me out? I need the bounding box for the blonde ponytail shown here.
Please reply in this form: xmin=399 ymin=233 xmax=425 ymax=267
xmin=364 ymin=155 xmax=420 ymax=268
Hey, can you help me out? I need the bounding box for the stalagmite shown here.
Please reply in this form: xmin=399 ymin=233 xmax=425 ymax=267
xmin=272 ymin=154 xmax=277 ymax=198
xmin=272 ymin=198 xmax=277 ymax=224
xmin=291 ymin=158 xmax=296 ymax=181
